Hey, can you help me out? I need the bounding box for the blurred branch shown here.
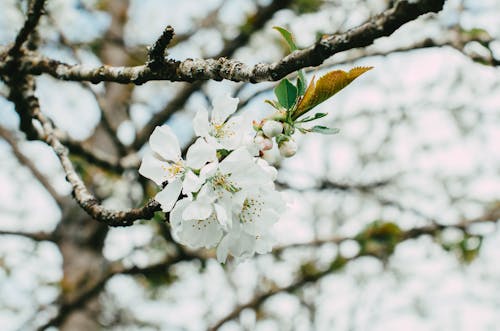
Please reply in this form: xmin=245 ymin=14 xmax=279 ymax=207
xmin=277 ymin=177 xmax=394 ymax=192
xmin=0 ymin=230 xmax=55 ymax=242
xmin=61 ymin=135 xmax=127 ymax=172
xmin=211 ymin=204 xmax=500 ymax=330
xmin=0 ymin=0 xmax=445 ymax=84
xmin=46 ymin=12 xmax=129 ymax=156
xmin=0 ymin=125 xmax=65 ymax=207
xmin=37 ymin=250 xmax=200 ymax=331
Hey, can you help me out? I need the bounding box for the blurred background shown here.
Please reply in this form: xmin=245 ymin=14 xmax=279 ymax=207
xmin=1 ymin=0 xmax=500 ymax=330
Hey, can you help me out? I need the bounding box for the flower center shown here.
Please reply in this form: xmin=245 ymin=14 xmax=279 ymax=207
xmin=211 ymin=121 xmax=236 ymax=139
xmin=240 ymin=196 xmax=264 ymax=223
xmin=210 ymin=172 xmax=240 ymax=194
xmin=161 ymin=160 xmax=185 ymax=179
xmin=191 ymin=213 xmax=218 ymax=231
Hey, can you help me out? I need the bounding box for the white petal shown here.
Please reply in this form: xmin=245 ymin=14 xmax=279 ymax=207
xmin=193 ymin=109 xmax=210 ymax=137
xmin=214 ymin=203 xmax=230 ymax=230
xmin=256 ymin=159 xmax=278 ymax=181
xmin=155 ymin=178 xmax=182 ymax=212
xmin=177 ymin=210 xmax=223 ymax=249
xmin=217 ymin=229 xmax=255 ymax=262
xmin=212 ymin=94 xmax=239 ymax=124
xmin=217 ymin=116 xmax=243 ymax=150
xmin=255 ymin=232 xmax=275 ymax=254
xmin=216 ymin=235 xmax=231 ymax=263
xmin=199 ymin=161 xmax=218 ymax=182
xmin=206 ymin=135 xmax=223 ymax=149
xmin=182 ymin=170 xmax=203 ymax=194
xmin=139 ymin=153 xmax=167 ymax=186
xmin=182 ymin=200 xmax=212 ymax=220
xmin=149 ymin=125 xmax=181 ymax=161
xmin=186 ymin=138 xmax=217 ymax=169
xmin=169 ymin=198 xmax=190 ymax=235
xmin=219 ymin=147 xmax=253 ymax=175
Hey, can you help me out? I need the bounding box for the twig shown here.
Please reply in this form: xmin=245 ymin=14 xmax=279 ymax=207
xmin=147 ymin=25 xmax=175 ymax=68
xmin=8 ymin=0 xmax=47 ymax=57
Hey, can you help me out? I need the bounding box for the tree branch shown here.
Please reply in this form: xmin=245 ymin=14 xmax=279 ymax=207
xmin=9 ymin=76 xmax=160 ymax=226
xmin=132 ymin=0 xmax=293 ymax=149
xmin=0 ymin=0 xmax=445 ymax=84
xmin=8 ymin=0 xmax=47 ymax=57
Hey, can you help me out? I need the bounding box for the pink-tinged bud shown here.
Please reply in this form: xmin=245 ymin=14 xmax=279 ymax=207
xmin=254 ymin=134 xmax=273 ymax=151
xmin=252 ymin=120 xmax=263 ymax=131
xmin=262 ymin=120 xmax=283 ymax=138
xmin=278 ymin=138 xmax=297 ymax=157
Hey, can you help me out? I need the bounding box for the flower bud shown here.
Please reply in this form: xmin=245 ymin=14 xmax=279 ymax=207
xmin=278 ymin=138 xmax=297 ymax=157
xmin=262 ymin=148 xmax=282 ymax=165
xmin=262 ymin=120 xmax=283 ymax=138
xmin=254 ymin=134 xmax=273 ymax=151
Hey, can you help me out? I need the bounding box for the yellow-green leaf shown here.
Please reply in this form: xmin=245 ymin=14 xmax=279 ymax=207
xmin=293 ymin=66 xmax=373 ymax=119
xmin=273 ymin=26 xmax=298 ymax=52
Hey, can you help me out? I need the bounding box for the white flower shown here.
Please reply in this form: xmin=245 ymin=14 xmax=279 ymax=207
xmin=193 ymin=94 xmax=244 ymax=150
xmin=235 ymin=186 xmax=284 ymax=236
xmin=216 ymin=221 xmax=276 ymax=263
xmin=181 ymin=147 xmax=272 ymax=229
xmin=170 ymin=198 xmax=223 ymax=248
xmin=215 ymin=185 xmax=283 ymax=262
xmin=139 ymin=125 xmax=216 ymax=212
xmin=262 ymin=120 xmax=283 ymax=138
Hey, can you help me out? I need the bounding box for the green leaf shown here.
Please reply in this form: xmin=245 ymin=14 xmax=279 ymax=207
xmin=293 ymin=66 xmax=373 ymax=119
xmin=297 ymin=70 xmax=307 ymax=95
xmin=310 ymin=125 xmax=340 ymax=134
xmin=274 ymin=79 xmax=298 ymax=110
xmin=265 ymin=99 xmax=281 ymax=110
xmin=298 ymin=112 xmax=327 ymax=122
xmin=273 ymin=26 xmax=297 ymax=51
xmin=297 ymin=127 xmax=309 ymax=134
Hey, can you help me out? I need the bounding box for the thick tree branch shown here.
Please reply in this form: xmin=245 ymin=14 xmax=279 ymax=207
xmin=132 ymin=0 xmax=293 ymax=149
xmin=0 ymin=0 xmax=445 ymax=84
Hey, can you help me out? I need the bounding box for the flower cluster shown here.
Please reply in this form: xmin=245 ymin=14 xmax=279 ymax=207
xmin=140 ymin=95 xmax=285 ymax=263
xmin=139 ymin=46 xmax=371 ymax=262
